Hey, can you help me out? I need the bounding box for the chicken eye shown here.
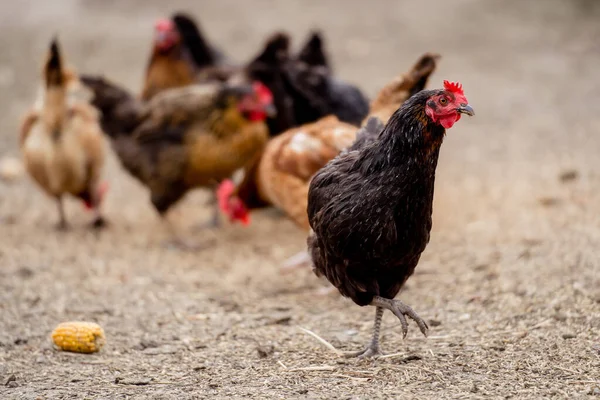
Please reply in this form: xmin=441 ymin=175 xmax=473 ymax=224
xmin=439 ymin=97 xmax=448 ymax=105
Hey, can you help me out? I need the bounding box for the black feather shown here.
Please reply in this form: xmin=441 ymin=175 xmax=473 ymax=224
xmin=172 ymin=12 xmax=228 ymax=67
xmin=297 ymin=31 xmax=329 ymax=71
xmin=307 ymin=89 xmax=446 ymax=306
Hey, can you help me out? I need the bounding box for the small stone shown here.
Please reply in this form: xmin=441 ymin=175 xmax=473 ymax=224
xmin=538 ymin=197 xmax=561 ymax=207
xmin=256 ymin=344 xmax=275 ymax=358
xmin=428 ymin=319 xmax=442 ymax=327
xmin=559 ymin=169 xmax=579 ymax=183
xmin=458 ymin=313 xmax=471 ymax=321
xmin=5 ymin=374 xmax=16 ymax=386
xmin=553 ymin=313 xmax=567 ymax=322
xmin=562 ymin=332 xmax=576 ymax=339
xmin=6 ymin=381 xmax=18 ymax=388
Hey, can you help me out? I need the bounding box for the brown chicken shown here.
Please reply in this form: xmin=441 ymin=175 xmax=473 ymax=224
xmin=20 ymin=39 xmax=107 ymax=230
xmin=218 ymin=53 xmax=439 ymax=267
xmin=218 ymin=116 xmax=358 ymax=230
xmin=81 ymin=74 xmax=274 ymax=246
xmin=141 ymin=13 xmax=231 ymax=101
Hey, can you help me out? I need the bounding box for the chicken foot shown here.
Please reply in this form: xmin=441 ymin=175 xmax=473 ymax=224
xmin=89 ymin=186 xmax=107 ymax=229
xmin=191 ymin=193 xmax=221 ymax=231
xmin=344 ymin=297 xmax=428 ymax=358
xmin=162 ymin=217 xmax=214 ymax=251
xmin=344 ymin=306 xmax=384 ymax=358
xmin=372 ymin=296 xmax=429 ymax=338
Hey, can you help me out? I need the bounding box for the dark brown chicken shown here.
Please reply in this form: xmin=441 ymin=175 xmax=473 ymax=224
xmin=81 ymin=75 xmax=274 ymax=244
xmin=307 ymin=81 xmax=474 ymax=357
xmin=141 ymin=13 xmax=230 ymax=101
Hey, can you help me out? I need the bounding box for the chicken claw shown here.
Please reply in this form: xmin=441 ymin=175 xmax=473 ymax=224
xmin=54 ymin=220 xmax=70 ymax=231
xmin=91 ymin=214 xmax=107 ymax=229
xmin=161 ymin=237 xmax=215 ymax=252
xmin=371 ymin=296 xmax=429 ymax=338
xmin=343 ymin=344 xmax=383 ymax=359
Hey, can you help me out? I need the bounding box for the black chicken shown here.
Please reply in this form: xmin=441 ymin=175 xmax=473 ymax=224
xmin=245 ymin=31 xmax=369 ymax=136
xmin=307 ymin=81 xmax=474 ymax=357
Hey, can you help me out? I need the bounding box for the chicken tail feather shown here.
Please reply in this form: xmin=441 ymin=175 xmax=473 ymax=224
xmin=45 ymin=37 xmax=64 ymax=89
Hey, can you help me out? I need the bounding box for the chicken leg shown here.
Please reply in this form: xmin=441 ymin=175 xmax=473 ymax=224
xmin=344 ymin=296 xmax=428 ymax=358
xmin=89 ymin=185 xmax=107 ymax=229
xmin=191 ymin=192 xmax=221 ymax=231
xmin=162 ymin=217 xmax=214 ymax=251
xmin=344 ymin=307 xmax=384 ymax=358
xmin=55 ymin=197 xmax=68 ymax=231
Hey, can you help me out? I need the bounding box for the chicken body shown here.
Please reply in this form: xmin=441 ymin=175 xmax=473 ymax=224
xmin=307 ymin=85 xmax=474 ymax=357
xmin=237 ymin=116 xmax=358 ymax=230
xmin=21 ymin=40 xmax=106 ymax=229
xmin=82 ymin=76 xmax=270 ymax=218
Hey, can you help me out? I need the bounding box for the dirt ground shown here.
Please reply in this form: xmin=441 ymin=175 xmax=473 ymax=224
xmin=1 ymin=0 xmax=599 ymax=399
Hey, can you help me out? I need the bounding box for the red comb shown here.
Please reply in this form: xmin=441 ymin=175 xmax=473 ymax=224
xmin=252 ymin=81 xmax=273 ymax=103
xmin=155 ymin=18 xmax=174 ymax=32
xmin=443 ymin=80 xmax=464 ymax=96
xmin=217 ymin=179 xmax=235 ymax=212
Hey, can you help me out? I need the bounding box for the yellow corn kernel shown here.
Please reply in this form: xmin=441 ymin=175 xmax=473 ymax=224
xmin=51 ymin=321 xmax=105 ymax=354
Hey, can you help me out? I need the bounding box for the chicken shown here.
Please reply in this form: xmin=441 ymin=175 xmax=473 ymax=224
xmin=242 ymin=31 xmax=369 ymax=136
xmin=306 ymin=81 xmax=475 ymax=357
xmin=218 ymin=116 xmax=359 ymax=231
xmin=289 ymin=32 xmax=370 ymax=126
xmin=219 ymin=53 xmax=439 ymax=270
xmin=141 ymin=13 xmax=231 ymax=101
xmin=20 ymin=39 xmax=107 ymax=230
xmin=80 ymin=74 xmax=274 ymax=245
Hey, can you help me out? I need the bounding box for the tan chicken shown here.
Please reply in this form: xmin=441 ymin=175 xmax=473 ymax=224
xmin=218 ymin=52 xmax=439 ymax=268
xmin=20 ymin=39 xmax=107 ymax=230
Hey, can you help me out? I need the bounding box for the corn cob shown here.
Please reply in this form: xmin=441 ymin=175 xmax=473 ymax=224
xmin=51 ymin=321 xmax=105 ymax=353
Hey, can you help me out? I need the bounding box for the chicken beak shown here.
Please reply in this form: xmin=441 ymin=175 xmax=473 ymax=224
xmin=457 ymin=104 xmax=475 ymax=116
xmin=263 ymin=103 xmax=277 ymax=117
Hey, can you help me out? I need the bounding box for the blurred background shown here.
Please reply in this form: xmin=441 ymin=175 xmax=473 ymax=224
xmin=0 ymin=1 xmax=599 ymax=398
